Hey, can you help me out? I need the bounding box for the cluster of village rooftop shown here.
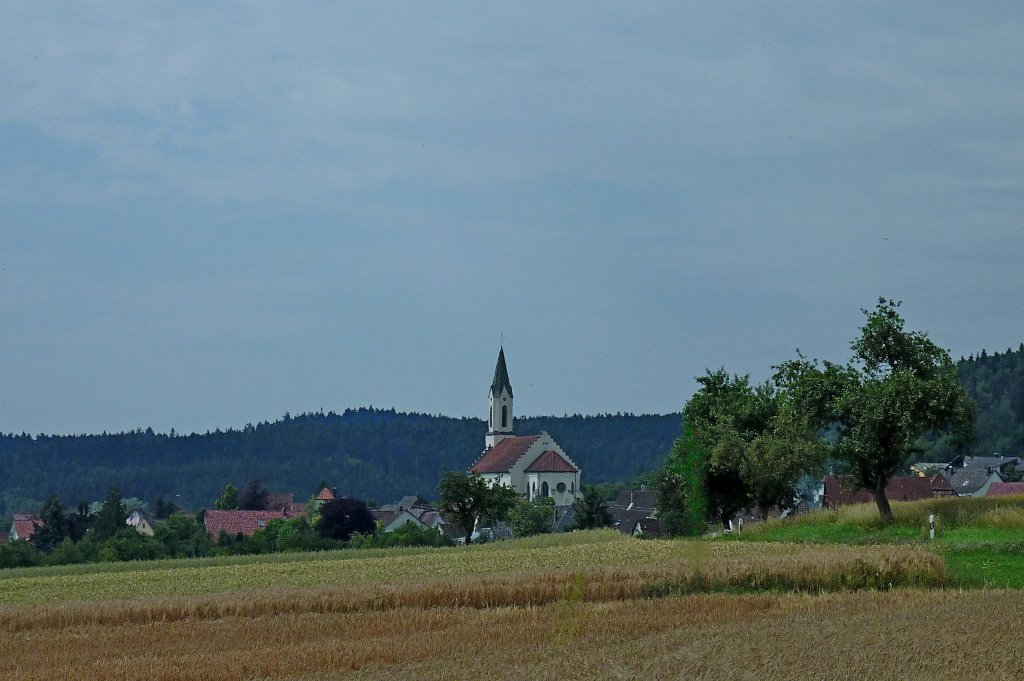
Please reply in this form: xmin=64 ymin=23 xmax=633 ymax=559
xmin=6 ymin=352 xmax=1024 ymax=545
xmin=5 ymin=454 xmax=1022 ymax=546
xmin=3 ymin=485 xmax=659 ymax=545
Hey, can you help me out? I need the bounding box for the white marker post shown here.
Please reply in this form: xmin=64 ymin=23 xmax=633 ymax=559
xmin=929 ymin=514 xmax=935 ymax=540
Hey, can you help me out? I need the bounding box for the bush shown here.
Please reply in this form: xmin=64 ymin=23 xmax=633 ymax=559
xmin=0 ymin=540 xmax=41 ymax=569
xmin=276 ymin=517 xmax=322 ymax=552
xmin=154 ymin=513 xmax=212 ymax=558
xmin=510 ymin=498 xmax=555 ymax=538
xmin=98 ymin=529 xmax=168 ymax=562
xmin=47 ymin=538 xmax=86 ymax=565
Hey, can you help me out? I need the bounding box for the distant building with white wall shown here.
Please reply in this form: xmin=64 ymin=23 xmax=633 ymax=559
xmin=469 ymin=348 xmax=582 ymax=507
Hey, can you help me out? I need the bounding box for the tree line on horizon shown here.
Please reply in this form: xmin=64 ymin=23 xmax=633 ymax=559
xmin=0 ymin=410 xmax=681 ymax=519
xmin=3 ymin=328 xmax=1024 ymax=526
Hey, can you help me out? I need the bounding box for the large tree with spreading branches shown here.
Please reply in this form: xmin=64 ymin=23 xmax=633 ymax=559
xmin=775 ymin=298 xmax=974 ymax=523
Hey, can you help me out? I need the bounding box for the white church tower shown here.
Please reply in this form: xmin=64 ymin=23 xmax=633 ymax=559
xmin=471 ymin=347 xmax=582 ymax=507
xmin=485 ymin=347 xmax=514 ymax=448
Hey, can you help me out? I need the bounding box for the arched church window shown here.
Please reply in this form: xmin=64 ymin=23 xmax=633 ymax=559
xmin=556 ymin=482 xmax=566 ymax=493
xmin=501 ymin=405 xmax=508 ymax=428
xmin=541 ymin=481 xmax=549 ymax=497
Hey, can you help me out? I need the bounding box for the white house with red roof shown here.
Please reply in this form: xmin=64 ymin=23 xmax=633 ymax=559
xmin=8 ymin=513 xmax=41 ymax=542
xmin=469 ymin=349 xmax=582 ymax=507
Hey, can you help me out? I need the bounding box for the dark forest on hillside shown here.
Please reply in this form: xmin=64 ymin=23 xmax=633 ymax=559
xmin=0 ymin=410 xmax=682 ymax=515
xmin=4 ymin=342 xmax=1024 ymax=519
xmin=924 ymin=344 xmax=1024 ymax=461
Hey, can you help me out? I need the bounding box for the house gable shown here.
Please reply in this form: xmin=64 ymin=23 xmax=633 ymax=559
xmin=10 ymin=513 xmax=41 ymax=542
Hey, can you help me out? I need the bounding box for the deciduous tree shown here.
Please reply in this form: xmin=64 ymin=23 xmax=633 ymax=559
xmin=315 ymin=497 xmax=376 ymax=541
xmin=658 ymin=369 xmax=825 ymax=533
xmin=214 ymin=484 xmax=239 ymax=510
xmin=776 ymin=298 xmax=975 ymax=523
xmin=510 ymin=497 xmax=555 ymax=537
xmin=437 ymin=470 xmax=519 ymax=544
xmin=571 ymin=485 xmax=614 ymax=530
xmin=238 ymin=479 xmax=269 ymax=511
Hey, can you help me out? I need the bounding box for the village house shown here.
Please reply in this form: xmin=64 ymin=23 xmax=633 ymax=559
xmin=370 ymin=495 xmax=466 ymax=540
xmin=313 ymin=486 xmax=336 ymax=509
xmin=203 ymin=509 xmax=286 ymax=539
xmin=946 ymin=454 xmax=1020 ymax=473
xmin=264 ymin=491 xmax=311 ymax=517
xmin=944 ymin=468 xmax=1003 ymax=497
xmin=469 ymin=348 xmax=582 ymax=507
xmin=986 ymin=482 xmax=1024 ymax=497
xmin=8 ymin=513 xmax=41 ymax=542
xmin=126 ymin=508 xmax=157 ymax=536
xmin=372 ymin=495 xmax=433 ymax=531
xmin=912 ymin=454 xmax=1019 ymax=497
xmin=822 ymin=475 xmax=954 ymax=508
xmin=607 ymin=489 xmax=662 ymax=536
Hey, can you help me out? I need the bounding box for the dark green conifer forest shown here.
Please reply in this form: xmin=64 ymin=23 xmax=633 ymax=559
xmin=3 ymin=342 xmax=1024 ymax=520
xmin=926 ymin=344 xmax=1024 ymax=461
xmin=0 ymin=409 xmax=681 ymax=516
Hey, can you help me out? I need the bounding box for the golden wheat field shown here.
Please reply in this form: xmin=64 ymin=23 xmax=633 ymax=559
xmin=0 ymin=530 xmax=942 ymax=605
xmin=0 ymin=531 xmax=1003 ymax=680
xmin=4 ymin=589 xmax=1024 ymax=680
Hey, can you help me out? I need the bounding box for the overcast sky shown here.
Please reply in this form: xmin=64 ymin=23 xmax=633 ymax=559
xmin=2 ymin=4 xmax=1023 ymax=435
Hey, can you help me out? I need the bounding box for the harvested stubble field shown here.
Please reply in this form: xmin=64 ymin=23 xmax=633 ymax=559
xmin=0 ymin=530 xmax=980 ymax=680
xmin=4 ymin=589 xmax=1024 ymax=680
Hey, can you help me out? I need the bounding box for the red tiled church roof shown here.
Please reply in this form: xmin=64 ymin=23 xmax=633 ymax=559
xmin=470 ymin=435 xmax=540 ymax=473
xmin=524 ymin=450 xmax=577 ymax=473
xmin=315 ymin=487 xmax=335 ymax=501
xmin=204 ymin=510 xmax=284 ymax=539
xmin=987 ymin=482 xmax=1024 ymax=497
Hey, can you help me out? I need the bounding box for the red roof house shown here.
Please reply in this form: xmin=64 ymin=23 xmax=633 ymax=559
xmin=265 ymin=492 xmax=295 ymax=511
xmin=823 ymin=475 xmax=939 ymax=508
xmin=986 ymin=482 xmax=1024 ymax=497
xmin=9 ymin=513 xmax=42 ymax=542
xmin=929 ymin=473 xmax=956 ymax=497
xmin=204 ymin=510 xmax=284 ymax=539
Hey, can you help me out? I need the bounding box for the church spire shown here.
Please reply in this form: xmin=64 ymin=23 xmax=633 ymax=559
xmin=486 ymin=347 xmax=514 ymax=448
xmin=490 ymin=346 xmax=513 ymax=398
